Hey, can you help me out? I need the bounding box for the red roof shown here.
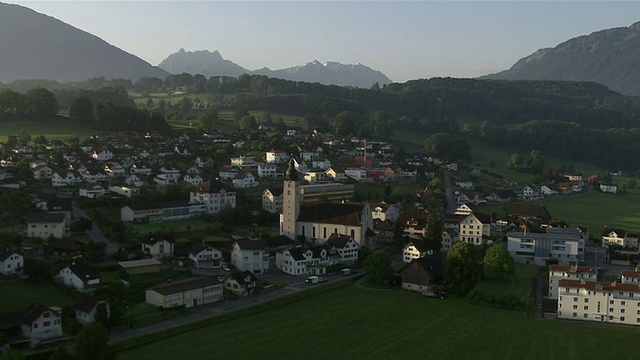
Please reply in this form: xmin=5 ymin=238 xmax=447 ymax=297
xmin=621 ymin=270 xmax=640 ymax=278
xmin=549 ymin=264 xmax=597 ymax=274
xmin=559 ymin=279 xmax=640 ymax=293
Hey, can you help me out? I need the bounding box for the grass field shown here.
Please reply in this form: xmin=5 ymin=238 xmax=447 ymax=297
xmin=0 ymin=279 xmax=75 ymax=313
xmin=0 ymin=118 xmax=94 ymax=142
xmin=119 ymin=283 xmax=640 ymax=360
xmin=473 ymin=263 xmax=539 ymax=309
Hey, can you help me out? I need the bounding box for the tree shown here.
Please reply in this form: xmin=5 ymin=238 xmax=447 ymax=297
xmin=24 ymin=87 xmax=58 ymax=121
xmin=0 ymin=349 xmax=25 ymax=360
xmin=423 ymin=133 xmax=470 ymax=161
xmin=95 ymin=303 xmax=109 ymax=327
xmin=528 ymin=149 xmax=546 ymax=174
xmin=69 ymin=96 xmax=94 ymax=123
xmin=483 ymin=244 xmax=515 ymax=281
xmin=628 ymin=179 xmax=637 ymax=189
xmin=48 ymin=345 xmax=73 ymax=360
xmin=24 ymin=258 xmax=54 ymax=281
xmin=506 ymin=153 xmax=523 ymax=170
xmin=73 ymin=323 xmax=114 ymax=360
xmin=363 ymin=250 xmax=393 ymax=284
xmin=239 ymin=115 xmax=257 ymax=129
xmin=199 ymin=107 xmax=218 ymax=129
xmin=444 ymin=242 xmax=480 ymax=295
xmin=425 ymin=215 xmax=443 ymax=251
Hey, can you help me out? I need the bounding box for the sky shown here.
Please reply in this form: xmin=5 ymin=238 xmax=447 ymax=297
xmin=5 ymin=1 xmax=640 ymax=82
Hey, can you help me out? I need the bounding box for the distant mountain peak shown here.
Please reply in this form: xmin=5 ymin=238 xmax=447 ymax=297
xmin=484 ymin=20 xmax=640 ymax=95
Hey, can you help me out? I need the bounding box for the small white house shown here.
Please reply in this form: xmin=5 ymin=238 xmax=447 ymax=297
xmin=188 ymin=243 xmax=223 ymax=269
xmin=0 ymin=250 xmax=23 ymax=276
xmin=57 ymin=263 xmax=100 ymax=291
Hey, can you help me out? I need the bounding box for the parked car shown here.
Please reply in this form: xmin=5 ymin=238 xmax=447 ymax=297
xmin=222 ymin=265 xmax=230 ymax=271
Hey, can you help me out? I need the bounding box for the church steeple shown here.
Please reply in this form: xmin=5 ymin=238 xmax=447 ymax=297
xmin=280 ymin=157 xmax=300 ymax=239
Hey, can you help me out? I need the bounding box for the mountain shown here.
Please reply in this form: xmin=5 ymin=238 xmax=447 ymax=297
xmin=253 ymin=60 xmax=392 ymax=88
xmin=0 ymin=2 xmax=168 ymax=83
xmin=485 ymin=21 xmax=640 ymax=95
xmin=158 ymin=50 xmax=392 ymax=88
xmin=158 ymin=49 xmax=248 ymax=78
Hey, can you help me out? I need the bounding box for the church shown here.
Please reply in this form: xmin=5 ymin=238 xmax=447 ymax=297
xmin=279 ymin=159 xmax=376 ymax=248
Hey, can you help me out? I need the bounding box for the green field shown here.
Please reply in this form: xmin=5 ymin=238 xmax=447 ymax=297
xmin=0 ymin=118 xmax=94 ymax=142
xmin=0 ymin=279 xmax=75 ymax=313
xmin=119 ymin=283 xmax=639 ymax=360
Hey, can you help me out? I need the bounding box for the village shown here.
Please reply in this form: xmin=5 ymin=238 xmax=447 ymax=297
xmin=0 ymin=121 xmax=638 ymax=352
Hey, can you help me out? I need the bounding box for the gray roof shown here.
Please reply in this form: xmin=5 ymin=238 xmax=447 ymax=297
xmin=149 ymin=277 xmax=221 ymax=296
xmin=26 ymin=213 xmax=65 ymax=224
xmin=118 ymin=258 xmax=162 ymax=268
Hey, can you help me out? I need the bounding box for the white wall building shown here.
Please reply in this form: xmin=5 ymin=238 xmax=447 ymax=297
xmin=189 ymin=180 xmax=236 ymax=214
xmin=0 ymin=250 xmax=23 ymax=276
xmin=548 ymin=264 xmax=597 ymax=300
xmin=230 ymin=239 xmax=270 ymax=275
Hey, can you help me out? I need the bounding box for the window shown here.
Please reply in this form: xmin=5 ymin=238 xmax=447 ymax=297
xmin=572 ymin=313 xmax=577 ymax=317
xmin=621 ymin=309 xmax=626 ymax=314
xmin=584 ymin=306 xmax=588 ymax=310
xmin=584 ymin=298 xmax=589 ymax=303
xmin=609 ymin=308 xmax=614 ymax=312
xmin=573 ymin=297 xmax=578 ymax=302
xmin=610 ymin=300 xmax=614 ymax=305
xmin=621 ymin=301 xmax=626 ymax=306
xmin=573 ymin=305 xmax=577 ymax=309
xmin=583 ymin=314 xmax=588 ymax=318
xmin=621 ymin=317 xmax=626 ymax=322
xmin=43 ymin=321 xmax=50 ymax=327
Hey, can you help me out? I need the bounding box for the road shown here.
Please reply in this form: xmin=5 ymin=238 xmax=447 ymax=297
xmin=71 ymin=201 xmax=119 ymax=256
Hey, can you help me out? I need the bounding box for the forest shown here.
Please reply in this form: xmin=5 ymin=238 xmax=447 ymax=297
xmin=2 ymin=74 xmax=640 ymax=170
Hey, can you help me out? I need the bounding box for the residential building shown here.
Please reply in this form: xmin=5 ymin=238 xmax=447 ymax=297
xmin=26 ymin=213 xmax=66 ymax=239
xmin=276 ymin=246 xmax=332 ymax=276
xmin=557 ymin=279 xmax=640 ymax=326
xmin=265 ymin=149 xmax=289 ymax=164
xmin=14 ymin=303 xmax=62 ymax=346
xmin=230 ymin=239 xmax=270 ymax=275
xmin=262 ymin=187 xmax=284 ymax=214
xmin=230 ymin=156 xmax=256 ymax=168
xmin=0 ymin=250 xmax=23 ymax=276
xmin=51 ymin=169 xmax=82 ymax=187
xmin=79 ymin=184 xmax=107 ymax=198
xmin=257 ymin=163 xmax=278 ymax=178
xmin=399 ymin=210 xmax=430 ymax=239
xmin=145 ymin=277 xmax=223 ymax=309
xmin=141 ymin=237 xmax=174 ymax=259
xmin=458 ymin=212 xmax=493 ymax=245
xmin=326 ymin=234 xmax=359 ymax=263
xmin=120 ymin=202 xmax=206 ymax=222
xmin=232 ymin=172 xmax=258 ymax=188
xmin=225 ymin=271 xmax=258 ymax=297
xmin=600 ymin=184 xmax=619 ymax=194
xmin=621 ymin=270 xmax=640 ymax=285
xmin=188 ymin=243 xmax=223 ymax=269
xmin=548 ymin=264 xmax=597 ymax=300
xmin=118 ymin=259 xmax=162 ymax=275
xmin=189 ymin=180 xmax=236 ymax=214
xmin=601 ymin=228 xmax=638 ymax=249
xmin=57 ymin=263 xmax=100 ymax=291
xmin=371 ymin=201 xmax=401 ymax=222
xmin=507 ymin=228 xmax=583 ymax=266
xmin=399 ymin=254 xmax=445 ymax=293
xmin=441 ymin=228 xmax=458 ymax=252
xmin=74 ymin=296 xmax=109 ymax=326
xmin=403 ymin=239 xmax=435 ymax=263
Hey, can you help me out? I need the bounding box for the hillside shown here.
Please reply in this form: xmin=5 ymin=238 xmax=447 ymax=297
xmin=0 ymin=2 xmax=168 ymax=83
xmin=158 ymin=49 xmax=248 ymax=78
xmin=485 ymin=21 xmax=640 ymax=96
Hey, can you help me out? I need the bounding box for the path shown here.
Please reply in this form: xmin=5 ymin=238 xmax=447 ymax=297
xmin=71 ymin=201 xmax=119 ymax=256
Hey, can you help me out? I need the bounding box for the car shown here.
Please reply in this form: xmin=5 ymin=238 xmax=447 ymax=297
xmin=222 ymin=265 xmax=230 ymax=271
xmin=262 ymin=279 xmax=272 ymax=285
xmin=217 ymin=276 xmax=225 ymax=281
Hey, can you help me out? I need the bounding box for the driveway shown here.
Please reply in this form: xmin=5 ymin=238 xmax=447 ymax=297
xmin=72 ymin=201 xmax=119 ymax=256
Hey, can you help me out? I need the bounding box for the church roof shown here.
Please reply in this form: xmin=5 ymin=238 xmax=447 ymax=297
xmin=297 ymin=203 xmax=364 ymax=226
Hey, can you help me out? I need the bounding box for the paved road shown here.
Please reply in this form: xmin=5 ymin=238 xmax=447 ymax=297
xmin=71 ymin=201 xmax=119 ymax=256
xmin=108 ymin=273 xmax=356 ymax=345
xmin=443 ymin=172 xmax=456 ymax=214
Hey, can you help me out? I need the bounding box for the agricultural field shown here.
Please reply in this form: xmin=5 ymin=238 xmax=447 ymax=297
xmin=0 ymin=279 xmax=76 ymax=313
xmin=0 ymin=117 xmax=94 ymax=142
xmin=119 ymin=283 xmax=639 ymax=360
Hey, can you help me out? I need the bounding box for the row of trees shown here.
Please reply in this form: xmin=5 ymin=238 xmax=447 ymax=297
xmin=0 ymin=88 xmax=57 ymax=122
xmin=445 ymin=242 xmax=515 ymax=295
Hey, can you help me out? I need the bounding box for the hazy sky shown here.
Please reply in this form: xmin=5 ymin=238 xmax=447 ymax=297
xmin=5 ymin=1 xmax=640 ymax=82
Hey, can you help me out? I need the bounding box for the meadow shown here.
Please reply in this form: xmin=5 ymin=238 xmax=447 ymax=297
xmin=0 ymin=118 xmax=94 ymax=142
xmin=119 ymin=282 xmax=640 ymax=360
xmin=0 ymin=279 xmax=75 ymax=313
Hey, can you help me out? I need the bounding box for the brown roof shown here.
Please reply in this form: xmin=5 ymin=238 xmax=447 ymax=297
xmin=621 ymin=270 xmax=640 ymax=278
xmin=21 ymin=303 xmax=58 ymax=325
xmin=233 ymin=239 xmax=268 ymax=251
xmin=74 ymin=295 xmax=103 ymax=313
xmin=148 ymin=277 xmax=221 ymax=296
xmin=195 ymin=180 xmax=232 ymax=194
xmin=297 ymin=203 xmax=365 ymax=226
xmin=549 ymin=264 xmax=597 ymax=274
xmin=558 ymin=279 xmax=640 ymax=293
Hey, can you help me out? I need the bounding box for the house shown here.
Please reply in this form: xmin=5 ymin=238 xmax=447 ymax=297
xmin=233 ymin=172 xmax=258 ymax=188
xmin=109 ymin=185 xmax=139 ymax=198
xmin=621 ymin=270 xmax=640 ymax=284
xmin=399 ymin=254 xmax=445 ymax=293
xmin=371 ymin=201 xmax=401 ymax=222
xmin=130 ymin=162 xmax=153 ymax=175
xmin=230 ymin=156 xmax=256 ymax=168
xmin=374 ymin=219 xmax=395 ymax=243
xmin=188 ymin=242 xmax=223 ymax=269
xmin=0 ymin=250 xmax=23 ymax=276
xmin=257 ymin=163 xmax=278 ymax=178
xmin=540 ymin=185 xmax=559 ymax=196
xmin=403 ymin=239 xmax=435 ymax=263
xmin=57 ymin=262 xmax=100 ymax=291
xmin=275 ymin=246 xmax=332 ymax=276
xmin=557 ymin=279 xmax=640 ymax=326
xmin=91 ymin=148 xmax=114 ymax=161
xmin=312 ymin=158 xmax=332 ymax=170
xmin=225 ymin=271 xmax=258 ymax=297
xmin=32 ymin=164 xmax=53 ymax=180
xmin=47 ymin=239 xmax=83 ymax=258
xmin=326 ymin=234 xmax=359 ymax=263
xmin=125 ymin=174 xmax=144 ymax=187
xmin=488 ymin=189 xmax=516 ymax=203
xmin=118 ymin=259 xmax=162 ymax=275
xmin=190 ymin=180 xmax=236 ymax=214
xmin=344 ymin=168 xmax=367 ymax=182
xmin=145 ymin=277 xmax=223 ymax=309
xmin=399 ymin=210 xmax=430 ymax=238
xmin=441 ymin=228 xmax=458 ymax=252
xmin=303 ymin=170 xmax=326 ymax=184
xmin=51 ymin=169 xmax=83 ymax=187
xmin=599 ymin=183 xmax=619 ymax=194
xmin=454 ymin=178 xmax=474 ymax=189
xmin=262 ymin=187 xmax=283 ymax=214
xmin=103 ymin=162 xmax=125 ymax=177
xmin=1 ymin=303 xmax=62 ymax=346
xmin=548 ymin=264 xmax=597 ymax=300
xmin=507 ymin=227 xmax=584 ymax=266
xmin=458 ymin=212 xmax=493 ymax=245
xmin=79 ymin=184 xmax=108 ymax=198
xmin=522 ymin=186 xmax=540 ymax=199
xmin=141 ymin=237 xmax=174 ymax=259
xmin=457 ymin=191 xmax=483 ymax=204
xmin=564 ymin=173 xmax=583 ymax=182
xmin=230 ymin=239 xmax=269 ymax=275
xmin=74 ymin=296 xmax=109 ymax=325
xmin=194 ymin=156 xmax=215 ymax=168
xmin=506 ymin=203 xmax=552 ymax=222
xmin=265 ymin=149 xmax=289 ymax=164
xmin=183 ymin=173 xmax=204 ymax=186
xmin=454 ymin=202 xmax=476 ymax=215
xmin=26 ymin=213 xmax=66 ymax=239
xmin=218 ymin=166 xmax=238 ymax=180
xmin=601 ymin=228 xmax=638 ymax=249
xmin=325 ymin=166 xmax=347 ymax=181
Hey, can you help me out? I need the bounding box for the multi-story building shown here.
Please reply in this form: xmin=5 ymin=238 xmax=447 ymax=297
xmin=507 ymin=227 xmax=584 ymax=266
xmin=548 ymin=264 xmax=597 ymax=300
xmin=230 ymin=239 xmax=270 ymax=275
xmin=26 ymin=213 xmax=66 ymax=239
xmin=601 ymin=228 xmax=638 ymax=249
xmin=145 ymin=277 xmax=223 ymax=309
xmin=371 ymin=201 xmax=401 ymax=222
xmin=621 ymin=270 xmax=640 ymax=285
xmin=403 ymin=239 xmax=435 ymax=263
xmin=458 ymin=212 xmax=493 ymax=245
xmin=557 ymin=279 xmax=640 ymax=326
xmin=0 ymin=250 xmax=23 ymax=276
xmin=262 ymin=187 xmax=284 ymax=214
xmin=189 ymin=180 xmax=236 ymax=214
xmin=120 ymin=202 xmax=206 ymax=222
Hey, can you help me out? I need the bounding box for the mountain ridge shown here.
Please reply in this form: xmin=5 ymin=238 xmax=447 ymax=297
xmin=157 ymin=48 xmax=392 ymax=88
xmin=484 ymin=20 xmax=640 ymax=95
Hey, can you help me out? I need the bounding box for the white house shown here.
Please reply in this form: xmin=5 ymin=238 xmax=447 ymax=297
xmin=265 ymin=149 xmax=289 ymax=164
xmin=621 ymin=270 xmax=640 ymax=285
xmin=326 ymin=234 xmax=359 ymax=263
xmin=458 ymin=212 xmax=493 ymax=245
xmin=57 ymin=263 xmax=100 ymax=291
xmin=74 ymin=296 xmax=109 ymax=326
xmin=51 ymin=170 xmax=83 ymax=187
xmin=183 ymin=173 xmax=204 ymax=186
xmin=225 ymin=271 xmax=259 ymax=297
xmin=371 ymin=202 xmax=401 ymax=222
xmin=600 ymin=184 xmax=619 ymax=194
xmin=344 ymin=168 xmax=367 ymax=182
xmin=190 ymin=180 xmax=236 ymax=214
xmin=17 ymin=303 xmax=63 ymax=346
xmin=601 ymin=228 xmax=638 ymax=249
xmin=141 ymin=237 xmax=174 ymax=259
xmin=276 ymin=246 xmax=332 ymax=276
xmin=91 ymin=148 xmax=114 ymax=162
xmin=262 ymin=187 xmax=283 ymax=214
xmin=548 ymin=264 xmax=597 ymax=300
xmin=0 ymin=250 xmax=23 ymax=276
xmin=230 ymin=239 xmax=269 ymax=275
xmin=26 ymin=213 xmax=66 ymax=239
xmin=403 ymin=239 xmax=435 ymax=263
xmin=145 ymin=277 xmax=223 ymax=309
xmin=78 ymin=184 xmax=108 ymax=198
xmin=257 ymin=163 xmax=278 ymax=178
xmin=103 ymin=162 xmax=125 ymax=177
xmin=507 ymin=228 xmax=583 ymax=266
xmin=232 ymin=172 xmax=258 ymax=188
xmin=188 ymin=242 xmax=223 ymax=269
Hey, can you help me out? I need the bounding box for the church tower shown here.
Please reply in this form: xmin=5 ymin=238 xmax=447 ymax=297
xmin=280 ymin=158 xmax=300 ymax=239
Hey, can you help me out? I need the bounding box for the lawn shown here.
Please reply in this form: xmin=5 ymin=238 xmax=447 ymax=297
xmin=119 ymin=284 xmax=639 ymax=360
xmin=0 ymin=279 xmax=76 ymax=313
xmin=0 ymin=118 xmax=94 ymax=142
xmin=473 ymin=263 xmax=539 ymax=310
